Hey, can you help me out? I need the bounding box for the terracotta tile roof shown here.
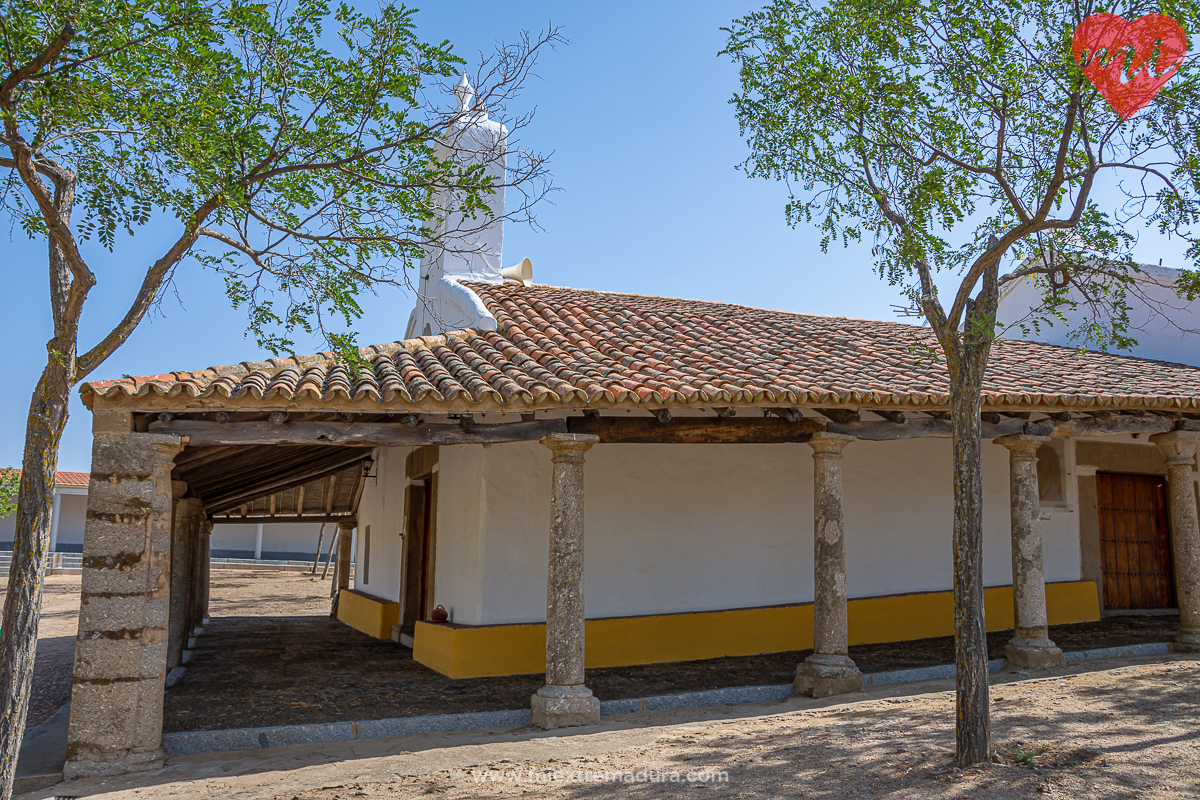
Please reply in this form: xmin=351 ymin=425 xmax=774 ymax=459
xmin=81 ymin=283 xmax=1200 ymax=412
xmin=0 ymin=470 xmax=90 ymax=487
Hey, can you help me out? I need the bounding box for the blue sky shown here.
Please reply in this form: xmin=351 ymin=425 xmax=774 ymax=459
xmin=2 ymin=0 xmax=1191 ymax=471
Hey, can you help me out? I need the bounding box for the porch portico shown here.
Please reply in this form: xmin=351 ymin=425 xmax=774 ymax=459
xmin=68 ymin=283 xmax=1200 ymax=776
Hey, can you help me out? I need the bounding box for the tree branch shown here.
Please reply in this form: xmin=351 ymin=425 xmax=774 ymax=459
xmin=0 ymin=24 xmax=73 ymax=108
xmin=0 ymin=152 xmax=67 ymax=182
xmin=77 ymin=195 xmax=222 ymax=378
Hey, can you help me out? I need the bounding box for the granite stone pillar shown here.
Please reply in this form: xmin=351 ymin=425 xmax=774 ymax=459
xmin=167 ymin=490 xmax=203 ymax=670
xmin=995 ymin=434 xmax=1065 ymax=669
xmin=532 ymin=433 xmax=601 ymax=729
xmin=187 ymin=518 xmax=203 ymax=634
xmin=1150 ymin=430 xmax=1200 ymax=652
xmin=337 ymin=519 xmax=354 ymax=592
xmin=197 ymin=520 xmax=212 ymax=626
xmin=795 ymin=432 xmax=863 ymax=698
xmin=65 ymin=432 xmax=183 ymax=779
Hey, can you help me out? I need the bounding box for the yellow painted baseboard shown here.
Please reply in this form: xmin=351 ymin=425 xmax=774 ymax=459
xmin=413 ymin=580 xmax=1100 ymax=679
xmin=336 ymin=588 xmax=400 ymax=639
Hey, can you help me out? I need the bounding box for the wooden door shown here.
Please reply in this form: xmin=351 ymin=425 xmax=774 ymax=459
xmin=418 ymin=477 xmax=434 ymax=620
xmin=1097 ymin=472 xmax=1174 ymax=609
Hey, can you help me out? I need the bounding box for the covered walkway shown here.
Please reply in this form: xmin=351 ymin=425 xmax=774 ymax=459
xmin=161 ymin=613 xmax=1179 ymax=734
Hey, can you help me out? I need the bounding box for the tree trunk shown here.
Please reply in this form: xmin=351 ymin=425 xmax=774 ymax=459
xmin=949 ymin=351 xmax=991 ymax=766
xmin=0 ymin=360 xmax=71 ymax=799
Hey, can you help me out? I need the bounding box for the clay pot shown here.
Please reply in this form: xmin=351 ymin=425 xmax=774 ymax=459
xmin=431 ymin=605 xmax=449 ymax=623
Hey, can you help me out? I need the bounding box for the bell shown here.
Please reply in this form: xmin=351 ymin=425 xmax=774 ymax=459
xmin=501 ymin=257 xmax=533 ymax=286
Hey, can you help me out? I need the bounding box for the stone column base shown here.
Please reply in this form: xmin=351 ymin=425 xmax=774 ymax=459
xmin=1005 ymin=637 xmax=1066 ymax=669
xmin=531 ymin=684 xmax=600 ymax=729
xmin=63 ymin=751 xmax=164 ymax=780
xmin=1171 ymin=627 xmax=1200 ymax=653
xmin=794 ymin=653 xmax=863 ymax=698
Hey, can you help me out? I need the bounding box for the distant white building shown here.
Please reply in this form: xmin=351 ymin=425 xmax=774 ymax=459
xmin=0 ymin=471 xmax=88 ymax=553
xmin=997 ymin=263 xmax=1200 ymax=366
xmin=209 ymin=521 xmax=328 ymax=562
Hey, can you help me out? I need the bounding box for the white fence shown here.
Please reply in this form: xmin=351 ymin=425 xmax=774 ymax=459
xmin=0 ymin=552 xmax=340 ymax=576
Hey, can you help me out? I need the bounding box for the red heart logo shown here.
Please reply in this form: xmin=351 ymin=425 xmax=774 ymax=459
xmin=1072 ymin=13 xmax=1187 ymax=120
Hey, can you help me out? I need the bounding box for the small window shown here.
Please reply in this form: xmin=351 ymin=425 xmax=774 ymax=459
xmin=1037 ymin=443 xmax=1063 ymax=503
xmin=363 ymin=524 xmax=371 ymax=584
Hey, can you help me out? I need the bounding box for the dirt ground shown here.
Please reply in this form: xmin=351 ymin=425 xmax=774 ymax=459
xmin=208 ymin=569 xmax=339 ymax=617
xmin=26 ymin=575 xmax=82 ymax=728
xmin=29 ymin=656 xmax=1200 ymax=800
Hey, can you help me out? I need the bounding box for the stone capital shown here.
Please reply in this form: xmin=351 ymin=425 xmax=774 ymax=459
xmin=993 ymin=433 xmax=1050 ymax=458
xmin=1150 ymin=430 xmax=1200 ymax=466
xmin=143 ymin=434 xmax=186 ymax=463
xmin=808 ymin=431 xmax=855 ymax=456
xmin=337 ymin=518 xmax=358 ymax=532
xmin=540 ymin=433 xmax=599 ymax=462
xmin=175 ymin=497 xmax=204 ymax=521
xmin=171 ymin=480 xmax=189 ymax=500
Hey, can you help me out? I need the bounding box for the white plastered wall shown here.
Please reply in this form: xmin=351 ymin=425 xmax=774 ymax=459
xmin=426 ymin=437 xmax=1084 ymax=627
xmin=352 ymin=445 xmax=413 ymax=602
xmin=997 ymin=266 xmax=1200 ymax=367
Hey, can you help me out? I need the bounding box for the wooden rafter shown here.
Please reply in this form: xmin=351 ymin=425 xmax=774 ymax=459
xmin=204 ymin=450 xmax=370 ymax=514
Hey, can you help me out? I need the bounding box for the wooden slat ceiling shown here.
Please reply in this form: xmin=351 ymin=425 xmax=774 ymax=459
xmin=173 ymin=444 xmax=372 ymax=521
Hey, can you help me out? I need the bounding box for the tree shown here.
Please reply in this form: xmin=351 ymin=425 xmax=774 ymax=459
xmin=724 ymin=0 xmax=1199 ymax=765
xmin=0 ymin=471 xmax=18 ymax=521
xmin=0 ymin=0 xmax=558 ymax=791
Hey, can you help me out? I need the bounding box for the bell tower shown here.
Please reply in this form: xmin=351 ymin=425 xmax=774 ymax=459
xmin=406 ymin=74 xmax=507 ymax=338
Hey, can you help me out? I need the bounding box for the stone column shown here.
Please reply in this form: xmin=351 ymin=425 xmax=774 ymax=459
xmin=994 ymin=434 xmax=1065 ymax=669
xmin=65 ymin=428 xmax=183 ymax=779
xmin=795 ymin=432 xmax=863 ymax=698
xmin=532 ymin=433 xmax=601 ymax=729
xmin=187 ymin=518 xmax=203 ymax=634
xmin=167 ymin=488 xmax=202 ymax=670
xmin=337 ymin=519 xmax=354 ymax=592
xmin=1150 ymin=430 xmax=1200 ymax=652
xmin=197 ymin=520 xmax=212 ymax=625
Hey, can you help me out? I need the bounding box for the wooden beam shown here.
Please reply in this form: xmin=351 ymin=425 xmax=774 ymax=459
xmin=815 ymin=408 xmax=860 ymax=424
xmin=829 ymin=413 xmax=1186 ymax=441
xmin=1027 ymin=415 xmax=1177 ymax=438
xmin=173 ymin=445 xmax=240 ymax=470
xmin=325 ymin=473 xmax=337 ymax=515
xmin=150 ymin=418 xmax=568 ymax=446
xmin=822 ymin=416 xmax=967 ymax=440
xmin=184 ymin=446 xmax=355 ymax=497
xmin=567 ymin=416 xmax=823 ymax=443
xmin=211 ymin=514 xmax=357 ymax=524
xmin=348 ymin=463 xmax=367 ymax=516
xmin=154 ymin=410 xmax=1194 ymax=456
xmin=205 ymin=450 xmax=373 ymax=513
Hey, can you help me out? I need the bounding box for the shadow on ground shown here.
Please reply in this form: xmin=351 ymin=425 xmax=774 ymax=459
xmin=163 ymin=614 xmax=1179 ymax=733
